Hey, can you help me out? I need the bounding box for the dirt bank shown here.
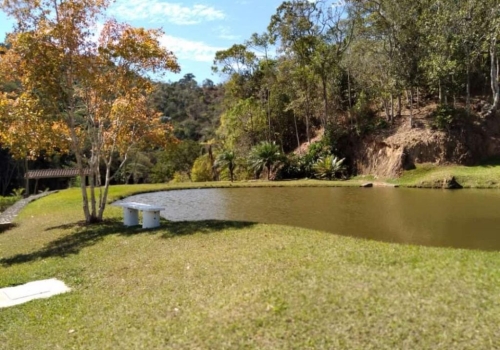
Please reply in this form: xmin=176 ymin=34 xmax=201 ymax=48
xmin=347 ymin=103 xmax=500 ymax=177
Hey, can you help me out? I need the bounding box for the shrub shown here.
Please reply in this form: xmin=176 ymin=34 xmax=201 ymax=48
xmin=0 ymin=196 xmax=18 ymax=213
xmin=170 ymin=172 xmax=191 ymax=183
xmin=248 ymin=141 xmax=283 ymax=180
xmin=191 ymin=155 xmax=213 ymax=182
xmin=312 ymin=155 xmax=346 ymax=180
xmin=431 ymin=105 xmax=468 ymax=130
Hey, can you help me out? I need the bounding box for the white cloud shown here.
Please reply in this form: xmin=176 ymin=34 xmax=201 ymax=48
xmin=111 ymin=0 xmax=225 ymax=25
xmin=160 ymin=35 xmax=224 ymax=62
xmin=215 ymin=26 xmax=240 ymax=41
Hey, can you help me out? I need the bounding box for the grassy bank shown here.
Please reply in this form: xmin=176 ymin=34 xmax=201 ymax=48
xmin=1 ymin=184 xmax=500 ymax=349
xmin=390 ymin=163 xmax=500 ymax=188
xmin=0 ymin=196 xmax=20 ymax=213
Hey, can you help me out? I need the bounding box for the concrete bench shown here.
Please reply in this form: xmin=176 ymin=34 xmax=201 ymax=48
xmin=113 ymin=202 xmax=164 ymax=229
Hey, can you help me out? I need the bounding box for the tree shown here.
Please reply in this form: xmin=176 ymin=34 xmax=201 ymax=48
xmin=150 ymin=140 xmax=201 ymax=182
xmin=212 ymin=44 xmax=257 ymax=77
xmin=191 ymin=154 xmax=213 ymax=182
xmin=215 ymin=150 xmax=236 ymax=182
xmin=150 ymin=75 xmax=223 ymax=142
xmin=248 ymin=141 xmax=282 ymax=180
xmin=120 ymin=149 xmax=153 ymax=184
xmin=0 ymin=0 xmax=180 ymax=223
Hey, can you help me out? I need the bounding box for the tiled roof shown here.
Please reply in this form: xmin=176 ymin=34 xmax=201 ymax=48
xmin=25 ymin=168 xmax=92 ymax=179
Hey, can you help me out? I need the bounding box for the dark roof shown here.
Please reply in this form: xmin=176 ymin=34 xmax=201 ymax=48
xmin=25 ymin=168 xmax=92 ymax=179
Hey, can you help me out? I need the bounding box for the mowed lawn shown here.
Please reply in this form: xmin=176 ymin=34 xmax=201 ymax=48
xmin=391 ymin=162 xmax=500 ymax=188
xmin=1 ymin=184 xmax=500 ymax=349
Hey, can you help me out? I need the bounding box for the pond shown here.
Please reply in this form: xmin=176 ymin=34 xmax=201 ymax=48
xmin=120 ymin=187 xmax=500 ymax=251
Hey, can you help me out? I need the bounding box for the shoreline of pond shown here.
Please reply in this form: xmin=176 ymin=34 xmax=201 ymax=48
xmin=109 ymin=176 xmax=500 ymax=204
xmin=117 ymin=185 xmax=500 ymax=251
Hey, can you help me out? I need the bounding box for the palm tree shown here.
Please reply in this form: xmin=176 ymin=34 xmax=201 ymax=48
xmin=248 ymin=141 xmax=282 ymax=180
xmin=312 ymin=155 xmax=345 ymax=180
xmin=215 ymin=150 xmax=236 ymax=182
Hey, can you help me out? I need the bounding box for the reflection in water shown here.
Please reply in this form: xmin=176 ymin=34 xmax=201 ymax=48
xmin=118 ymin=187 xmax=500 ymax=251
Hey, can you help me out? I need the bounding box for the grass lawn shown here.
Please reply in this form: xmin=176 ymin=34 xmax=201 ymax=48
xmin=1 ymin=183 xmax=500 ymax=349
xmin=390 ymin=163 xmax=500 ymax=188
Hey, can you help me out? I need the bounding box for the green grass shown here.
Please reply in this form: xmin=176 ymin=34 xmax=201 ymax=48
xmin=2 ymin=183 xmax=500 ymax=349
xmin=0 ymin=195 xmax=20 ymax=213
xmin=391 ymin=163 xmax=500 ymax=188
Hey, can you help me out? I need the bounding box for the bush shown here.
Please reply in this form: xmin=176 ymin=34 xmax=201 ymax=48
xmin=431 ymin=105 xmax=468 ymax=130
xmin=170 ymin=172 xmax=191 ymax=183
xmin=350 ymin=91 xmax=378 ymax=135
xmin=278 ymin=154 xmax=305 ymax=179
xmin=283 ymin=138 xmax=333 ymax=179
xmin=312 ymin=155 xmax=346 ymax=180
xmin=191 ymin=155 xmax=213 ymax=182
xmin=234 ymin=159 xmax=253 ymax=181
xmin=150 ymin=140 xmax=201 ymax=183
xmin=0 ymin=196 xmax=19 ymax=213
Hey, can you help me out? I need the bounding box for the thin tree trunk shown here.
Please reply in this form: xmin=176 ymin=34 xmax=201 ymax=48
xmin=322 ymin=76 xmax=328 ymax=129
xmin=24 ymin=157 xmax=29 ymax=197
xmin=293 ymin=110 xmax=301 ymax=152
xmin=305 ymin=87 xmax=311 ymax=144
xmin=229 ymin=165 xmax=234 ymax=182
xmin=390 ymin=93 xmax=394 ymax=122
xmin=348 ymin=69 xmax=352 ymax=109
xmin=266 ymin=88 xmax=272 ymax=141
xmin=466 ymin=54 xmax=471 ymax=116
xmin=97 ymin=162 xmax=112 ymax=220
xmin=383 ymin=98 xmax=390 ymax=121
xmin=452 ymin=75 xmax=456 ymax=107
xmin=409 ymin=87 xmax=414 ymax=129
xmin=208 ymin=145 xmax=217 ymax=181
xmin=491 ymin=37 xmax=500 ymax=111
xmin=348 ymin=69 xmax=353 ymax=127
xmin=397 ymin=93 xmax=402 ymax=117
xmin=249 ymin=112 xmax=256 ymax=146
xmin=70 ymin=120 xmax=91 ymax=223
xmin=89 ymin=162 xmax=97 ymax=218
xmin=438 ymin=79 xmax=442 ymax=104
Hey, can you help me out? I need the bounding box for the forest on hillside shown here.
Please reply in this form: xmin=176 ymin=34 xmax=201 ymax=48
xmin=213 ymin=0 xmax=500 ymax=149
xmin=1 ymin=0 xmax=500 ymax=194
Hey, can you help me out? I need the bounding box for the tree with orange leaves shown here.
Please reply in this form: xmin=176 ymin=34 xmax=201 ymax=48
xmin=0 ymin=0 xmax=180 ymax=223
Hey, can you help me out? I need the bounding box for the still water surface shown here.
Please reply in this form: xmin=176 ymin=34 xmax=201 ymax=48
xmin=122 ymin=187 xmax=500 ymax=251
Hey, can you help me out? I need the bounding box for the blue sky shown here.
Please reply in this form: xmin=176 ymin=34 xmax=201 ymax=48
xmin=0 ymin=0 xmax=284 ymax=84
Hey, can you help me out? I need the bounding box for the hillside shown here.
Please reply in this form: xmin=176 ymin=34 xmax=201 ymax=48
xmin=342 ymin=100 xmax=500 ymax=178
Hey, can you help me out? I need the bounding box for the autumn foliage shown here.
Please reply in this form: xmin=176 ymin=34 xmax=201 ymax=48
xmin=0 ymin=0 xmax=180 ymax=222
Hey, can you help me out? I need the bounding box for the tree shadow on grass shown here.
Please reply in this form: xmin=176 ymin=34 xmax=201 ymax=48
xmin=160 ymin=220 xmax=256 ymax=238
xmin=0 ymin=219 xmax=255 ymax=267
xmin=0 ymin=223 xmax=17 ymax=234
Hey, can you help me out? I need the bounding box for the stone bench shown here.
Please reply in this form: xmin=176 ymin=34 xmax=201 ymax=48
xmin=113 ymin=202 xmax=164 ymax=229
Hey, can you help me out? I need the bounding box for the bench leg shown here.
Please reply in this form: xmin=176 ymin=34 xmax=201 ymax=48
xmin=142 ymin=210 xmax=161 ymax=229
xmin=123 ymin=208 xmax=139 ymax=226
